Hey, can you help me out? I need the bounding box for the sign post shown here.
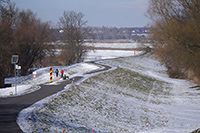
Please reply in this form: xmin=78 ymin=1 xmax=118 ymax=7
xmin=11 ymin=55 xmax=19 ymax=95
xmin=33 ymin=71 xmax=37 ymax=79
xmin=50 ymin=68 xmax=52 ymax=83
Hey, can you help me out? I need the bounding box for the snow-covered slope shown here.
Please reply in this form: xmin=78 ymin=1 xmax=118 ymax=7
xmin=1 ymin=63 xmax=101 ymax=97
xmin=18 ymin=54 xmax=200 ymax=133
xmin=2 ymin=43 xmax=141 ymax=97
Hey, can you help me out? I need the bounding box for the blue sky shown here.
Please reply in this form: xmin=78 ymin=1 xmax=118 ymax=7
xmin=10 ymin=0 xmax=150 ymax=27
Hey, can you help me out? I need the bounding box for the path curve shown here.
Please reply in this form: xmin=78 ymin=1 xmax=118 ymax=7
xmin=0 ymin=49 xmax=151 ymax=132
xmin=0 ymin=62 xmax=112 ymax=132
xmin=0 ymin=77 xmax=81 ymax=132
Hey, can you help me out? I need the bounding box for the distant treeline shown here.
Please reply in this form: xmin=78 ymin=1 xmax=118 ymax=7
xmin=50 ymin=27 xmax=150 ymax=42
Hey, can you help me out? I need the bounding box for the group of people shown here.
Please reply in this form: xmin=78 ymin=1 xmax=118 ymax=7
xmin=55 ymin=68 xmax=69 ymax=80
xmin=55 ymin=69 xmax=64 ymax=77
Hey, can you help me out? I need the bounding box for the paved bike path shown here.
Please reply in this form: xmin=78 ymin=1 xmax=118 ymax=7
xmin=0 ymin=50 xmax=149 ymax=132
xmin=0 ymin=77 xmax=82 ymax=133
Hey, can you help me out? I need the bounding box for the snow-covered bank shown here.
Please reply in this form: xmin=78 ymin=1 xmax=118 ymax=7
xmin=2 ymin=46 xmax=144 ymax=97
xmin=17 ymin=62 xmax=117 ymax=133
xmin=1 ymin=63 xmax=101 ymax=98
xmin=2 ymin=41 xmax=199 ymax=132
xmin=18 ymin=54 xmax=200 ymax=133
xmin=83 ymin=42 xmax=150 ymax=61
xmin=84 ymin=42 xmax=152 ymax=49
xmin=84 ymin=49 xmax=143 ymax=62
xmin=102 ymin=56 xmax=200 ymax=132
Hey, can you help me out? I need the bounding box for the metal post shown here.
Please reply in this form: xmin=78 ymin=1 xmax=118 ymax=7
xmin=11 ymin=55 xmax=19 ymax=96
xmin=14 ymin=63 xmax=17 ymax=95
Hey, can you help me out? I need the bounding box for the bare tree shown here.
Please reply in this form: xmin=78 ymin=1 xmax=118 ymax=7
xmin=0 ymin=2 xmax=17 ymax=87
xmin=147 ymin=0 xmax=200 ymax=81
xmin=0 ymin=2 xmax=50 ymax=87
xmin=0 ymin=0 xmax=9 ymax=9
xmin=58 ymin=11 xmax=88 ymax=65
xmin=14 ymin=9 xmax=50 ymax=75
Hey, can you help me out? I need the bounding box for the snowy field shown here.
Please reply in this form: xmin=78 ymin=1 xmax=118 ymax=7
xmin=84 ymin=42 xmax=147 ymax=61
xmin=1 ymin=42 xmax=199 ymax=132
xmin=2 ymin=42 xmax=143 ymax=97
xmin=84 ymin=42 xmax=152 ymax=49
xmin=84 ymin=50 xmax=142 ymax=62
xmin=18 ymin=55 xmax=200 ymax=133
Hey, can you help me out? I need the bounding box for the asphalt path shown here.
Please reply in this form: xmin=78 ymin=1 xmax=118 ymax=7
xmin=0 ymin=77 xmax=82 ymax=133
xmin=0 ymin=49 xmax=150 ymax=132
xmin=0 ymin=62 xmax=112 ymax=133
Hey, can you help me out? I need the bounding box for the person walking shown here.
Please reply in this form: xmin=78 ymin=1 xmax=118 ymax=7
xmin=55 ymin=69 xmax=59 ymax=77
xmin=61 ymin=69 xmax=64 ymax=77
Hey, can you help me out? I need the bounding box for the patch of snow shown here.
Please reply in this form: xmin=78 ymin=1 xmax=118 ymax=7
xmin=84 ymin=42 xmax=151 ymax=49
xmin=1 ymin=63 xmax=101 ymax=97
xmin=84 ymin=49 xmax=143 ymax=61
xmin=0 ymin=84 xmax=37 ymax=98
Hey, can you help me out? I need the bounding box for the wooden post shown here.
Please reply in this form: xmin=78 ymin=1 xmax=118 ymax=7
xmin=134 ymin=49 xmax=136 ymax=55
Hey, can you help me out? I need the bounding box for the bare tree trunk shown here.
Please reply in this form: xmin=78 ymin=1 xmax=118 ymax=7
xmin=0 ymin=75 xmax=4 ymax=88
